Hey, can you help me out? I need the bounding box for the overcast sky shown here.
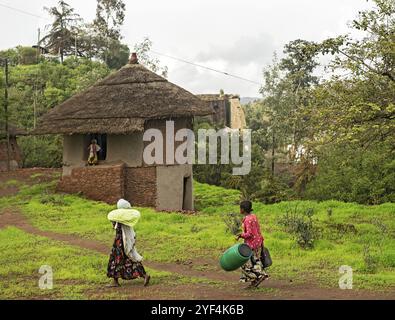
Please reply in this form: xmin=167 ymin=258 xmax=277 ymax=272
xmin=0 ymin=0 xmax=373 ymax=96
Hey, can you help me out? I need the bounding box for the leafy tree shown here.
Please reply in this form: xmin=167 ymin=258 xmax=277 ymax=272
xmin=41 ymin=1 xmax=82 ymax=63
xmin=305 ymin=0 xmax=395 ymax=148
xmin=305 ymin=142 xmax=395 ymax=204
xmin=280 ymin=39 xmax=319 ymax=89
xmin=93 ymin=0 xmax=126 ymax=65
xmin=297 ymin=0 xmax=395 ymax=203
xmin=134 ymin=38 xmax=168 ymax=78
xmin=16 ymin=47 xmax=39 ymax=65
xmin=0 ymin=56 xmax=110 ymax=167
xmin=106 ymin=42 xmax=130 ymax=69
xmin=317 ymin=0 xmax=394 ymax=82
xmin=0 ymin=47 xmax=41 ymax=66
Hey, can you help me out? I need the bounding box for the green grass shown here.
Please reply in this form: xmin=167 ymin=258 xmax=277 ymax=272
xmin=0 ymin=227 xmax=177 ymax=299
xmin=4 ymin=179 xmax=21 ymax=187
xmin=0 ymin=177 xmax=394 ymax=294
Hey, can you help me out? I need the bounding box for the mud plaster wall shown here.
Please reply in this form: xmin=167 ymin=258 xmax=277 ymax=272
xmin=59 ymin=119 xmax=195 ymax=209
xmin=144 ymin=118 xmax=193 ymax=166
xmin=106 ymin=133 xmax=144 ymax=167
xmin=63 ymin=135 xmax=86 ymax=176
xmin=156 ymin=164 xmax=193 ymax=211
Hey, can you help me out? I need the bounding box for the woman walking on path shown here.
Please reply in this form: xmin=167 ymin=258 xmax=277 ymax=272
xmin=107 ymin=199 xmax=150 ymax=287
xmin=237 ymin=200 xmax=269 ymax=287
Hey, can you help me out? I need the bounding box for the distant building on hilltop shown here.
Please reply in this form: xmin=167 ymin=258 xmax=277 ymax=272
xmin=197 ymin=94 xmax=247 ymax=129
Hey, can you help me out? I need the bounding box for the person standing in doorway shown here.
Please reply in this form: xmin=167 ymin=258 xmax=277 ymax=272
xmin=87 ymin=139 xmax=101 ymax=166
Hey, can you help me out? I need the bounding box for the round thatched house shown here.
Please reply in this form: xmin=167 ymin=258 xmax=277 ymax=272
xmin=33 ymin=56 xmax=213 ymax=211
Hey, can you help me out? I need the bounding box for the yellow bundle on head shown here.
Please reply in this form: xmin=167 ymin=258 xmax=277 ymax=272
xmin=108 ymin=209 xmax=141 ymax=228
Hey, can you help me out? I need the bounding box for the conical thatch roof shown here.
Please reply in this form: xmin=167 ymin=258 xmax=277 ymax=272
xmin=33 ymin=63 xmax=213 ymax=135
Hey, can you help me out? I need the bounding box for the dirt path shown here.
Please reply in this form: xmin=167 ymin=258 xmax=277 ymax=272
xmin=1 ymin=169 xmax=394 ymax=300
xmin=1 ymin=209 xmax=394 ymax=300
xmin=0 ymin=168 xmax=61 ymax=197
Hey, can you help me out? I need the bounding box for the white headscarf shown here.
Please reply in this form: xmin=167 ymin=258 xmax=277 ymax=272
xmin=117 ymin=199 xmax=132 ymax=209
xmin=114 ymin=199 xmax=143 ymax=263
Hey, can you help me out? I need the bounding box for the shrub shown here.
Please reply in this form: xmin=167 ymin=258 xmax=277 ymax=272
xmin=363 ymin=245 xmax=378 ymax=273
xmin=39 ymin=193 xmax=69 ymax=206
xmin=222 ymin=212 xmax=242 ymax=236
xmin=278 ymin=206 xmax=320 ymax=249
xmin=190 ymin=225 xmax=203 ymax=233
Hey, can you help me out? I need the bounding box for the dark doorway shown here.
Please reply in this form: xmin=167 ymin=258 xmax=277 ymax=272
xmin=182 ymin=176 xmax=192 ymax=211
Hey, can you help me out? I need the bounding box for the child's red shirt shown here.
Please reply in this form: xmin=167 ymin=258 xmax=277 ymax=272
xmin=241 ymin=214 xmax=264 ymax=250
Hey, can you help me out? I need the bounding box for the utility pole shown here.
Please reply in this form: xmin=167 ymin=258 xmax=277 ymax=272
xmin=37 ymin=28 xmax=41 ymax=63
xmin=75 ymin=33 xmax=77 ymax=58
xmin=34 ymin=28 xmax=41 ymax=129
xmin=2 ymin=59 xmax=11 ymax=171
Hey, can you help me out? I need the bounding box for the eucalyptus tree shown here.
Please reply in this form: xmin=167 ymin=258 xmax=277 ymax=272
xmin=41 ymin=1 xmax=82 ymax=63
xmin=93 ymin=0 xmax=126 ymax=65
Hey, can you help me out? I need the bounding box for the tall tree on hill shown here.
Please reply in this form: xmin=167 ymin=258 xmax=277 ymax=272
xmin=318 ymin=0 xmax=394 ymax=83
xmin=41 ymin=1 xmax=82 ymax=63
xmin=134 ymin=38 xmax=168 ymax=78
xmin=309 ymin=0 xmax=395 ymax=146
xmin=279 ymin=39 xmax=319 ymax=162
xmin=280 ymin=39 xmax=319 ymax=90
xmin=93 ymin=0 xmax=126 ymax=65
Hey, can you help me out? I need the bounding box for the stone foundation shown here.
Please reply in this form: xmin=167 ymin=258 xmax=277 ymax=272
xmin=57 ymin=164 xmax=125 ymax=204
xmin=57 ymin=162 xmax=194 ymax=210
xmin=125 ymin=167 xmax=157 ymax=207
xmin=57 ymin=164 xmax=158 ymax=207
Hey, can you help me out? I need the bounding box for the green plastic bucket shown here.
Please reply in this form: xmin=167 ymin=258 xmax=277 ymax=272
xmin=220 ymin=243 xmax=253 ymax=271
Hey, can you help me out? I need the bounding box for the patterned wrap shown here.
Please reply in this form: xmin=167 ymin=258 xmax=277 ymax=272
xmin=107 ymin=223 xmax=146 ymax=280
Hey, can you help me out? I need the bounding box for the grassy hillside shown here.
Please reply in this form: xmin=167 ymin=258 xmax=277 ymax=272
xmin=0 ymin=175 xmax=394 ymax=299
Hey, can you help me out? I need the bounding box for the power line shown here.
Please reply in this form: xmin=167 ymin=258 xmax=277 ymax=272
xmin=149 ymin=49 xmax=262 ymax=86
xmin=1 ymin=1 xmax=262 ymax=86
xmin=0 ymin=2 xmax=50 ymax=21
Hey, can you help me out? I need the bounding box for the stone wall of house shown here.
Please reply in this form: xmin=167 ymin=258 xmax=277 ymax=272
xmin=57 ymin=164 xmax=125 ymax=204
xmin=124 ymin=167 xmax=157 ymax=207
xmin=63 ymin=135 xmax=86 ymax=176
xmin=57 ymin=164 xmax=158 ymax=207
xmin=106 ymin=134 xmax=144 ymax=167
xmin=229 ymin=98 xmax=247 ymax=130
xmin=197 ymin=94 xmax=247 ymax=129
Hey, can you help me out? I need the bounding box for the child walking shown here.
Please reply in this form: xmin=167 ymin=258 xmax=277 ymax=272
xmin=237 ymin=200 xmax=269 ymax=287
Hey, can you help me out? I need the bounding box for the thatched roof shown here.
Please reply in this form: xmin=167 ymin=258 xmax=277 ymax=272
xmin=0 ymin=122 xmax=27 ymax=138
xmin=33 ymin=63 xmax=214 ymax=135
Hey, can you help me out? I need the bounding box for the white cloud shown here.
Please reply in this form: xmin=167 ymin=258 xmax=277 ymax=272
xmin=0 ymin=0 xmax=375 ymax=96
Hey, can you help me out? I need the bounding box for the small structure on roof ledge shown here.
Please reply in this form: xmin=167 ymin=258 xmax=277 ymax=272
xmin=197 ymin=93 xmax=247 ymax=130
xmin=33 ymin=53 xmax=213 ymax=211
